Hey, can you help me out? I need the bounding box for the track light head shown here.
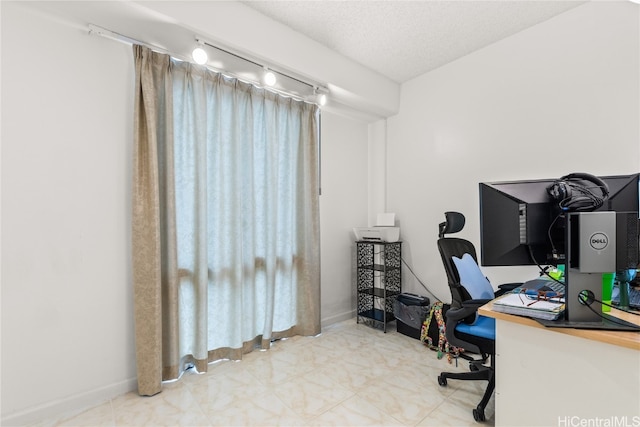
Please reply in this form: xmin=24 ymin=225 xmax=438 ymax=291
xmin=192 ymin=39 xmax=208 ymax=65
xmin=314 ymin=87 xmax=328 ymax=106
xmin=263 ymin=69 xmax=277 ymax=87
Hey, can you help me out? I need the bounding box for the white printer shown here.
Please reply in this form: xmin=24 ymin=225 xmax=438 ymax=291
xmin=353 ymin=213 xmax=401 ymax=242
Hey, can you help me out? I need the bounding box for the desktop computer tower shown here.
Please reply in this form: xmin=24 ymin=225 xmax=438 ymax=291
xmin=565 ymin=211 xmax=639 ymax=323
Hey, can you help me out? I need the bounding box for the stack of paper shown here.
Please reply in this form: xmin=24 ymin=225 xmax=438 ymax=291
xmin=493 ymin=293 xmax=565 ymax=320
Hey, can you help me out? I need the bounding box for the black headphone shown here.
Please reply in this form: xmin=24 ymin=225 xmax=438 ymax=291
xmin=546 ymin=172 xmax=609 ymax=212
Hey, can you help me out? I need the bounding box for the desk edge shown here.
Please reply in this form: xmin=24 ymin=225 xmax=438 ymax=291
xmin=479 ymin=300 xmax=640 ymax=351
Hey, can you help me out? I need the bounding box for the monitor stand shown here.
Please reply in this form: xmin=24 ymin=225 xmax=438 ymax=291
xmin=538 ymin=265 xmax=640 ymax=331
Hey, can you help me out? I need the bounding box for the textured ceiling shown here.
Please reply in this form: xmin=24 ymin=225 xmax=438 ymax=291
xmin=242 ymin=1 xmax=585 ymax=83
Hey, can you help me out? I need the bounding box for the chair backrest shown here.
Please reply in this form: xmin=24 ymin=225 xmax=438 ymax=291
xmin=437 ymin=212 xmax=497 ymax=363
xmin=437 ymin=212 xmax=480 ymax=308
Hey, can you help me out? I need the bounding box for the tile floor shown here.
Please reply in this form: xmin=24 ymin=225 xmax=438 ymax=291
xmin=32 ymin=318 xmax=494 ymax=427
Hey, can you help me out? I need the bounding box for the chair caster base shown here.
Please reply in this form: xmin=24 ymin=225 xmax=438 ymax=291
xmin=437 ymin=375 xmax=447 ymax=386
xmin=473 ymin=407 xmax=486 ymax=422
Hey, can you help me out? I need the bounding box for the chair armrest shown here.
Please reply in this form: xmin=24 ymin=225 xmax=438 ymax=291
xmin=444 ymin=305 xmax=484 ymax=354
xmin=445 ymin=298 xmax=489 ymax=323
xmin=462 ymin=298 xmax=492 ymax=307
xmin=445 ymin=306 xmax=476 ymax=323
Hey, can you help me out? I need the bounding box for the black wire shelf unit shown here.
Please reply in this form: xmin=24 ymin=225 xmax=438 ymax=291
xmin=356 ymin=241 xmax=402 ymax=332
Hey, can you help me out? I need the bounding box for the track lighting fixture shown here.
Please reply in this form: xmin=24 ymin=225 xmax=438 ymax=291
xmin=192 ymin=39 xmax=208 ymax=65
xmin=314 ymin=87 xmax=328 ymax=106
xmin=89 ymin=25 xmax=329 ymax=103
xmin=263 ymin=69 xmax=277 ymax=87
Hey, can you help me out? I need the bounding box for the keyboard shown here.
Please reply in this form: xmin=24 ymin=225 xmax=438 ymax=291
xmin=519 ymin=277 xmax=566 ymax=294
xmin=541 ymin=280 xmax=566 ymax=294
xmin=611 ymin=286 xmax=640 ymax=310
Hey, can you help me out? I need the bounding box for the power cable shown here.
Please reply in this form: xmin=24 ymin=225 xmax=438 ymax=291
xmin=401 ymin=257 xmax=443 ymax=302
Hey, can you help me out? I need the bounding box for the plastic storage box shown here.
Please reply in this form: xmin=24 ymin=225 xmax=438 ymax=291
xmin=394 ymin=293 xmax=430 ymax=339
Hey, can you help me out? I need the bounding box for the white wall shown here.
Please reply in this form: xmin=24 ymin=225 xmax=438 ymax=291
xmin=319 ymin=113 xmax=369 ymax=326
xmin=368 ymin=120 xmax=388 ymax=227
xmin=387 ymin=1 xmax=640 ymax=302
xmin=1 ymin=2 xmax=137 ymax=424
xmin=0 ymin=2 xmax=370 ymax=424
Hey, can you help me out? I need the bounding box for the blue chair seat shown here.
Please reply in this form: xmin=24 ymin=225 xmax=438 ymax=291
xmin=455 ymin=315 xmax=495 ymax=340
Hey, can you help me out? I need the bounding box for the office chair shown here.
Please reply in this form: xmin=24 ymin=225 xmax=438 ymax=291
xmin=436 ymin=211 xmax=519 ymax=422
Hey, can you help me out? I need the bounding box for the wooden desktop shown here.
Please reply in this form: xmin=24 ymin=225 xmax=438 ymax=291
xmin=479 ymin=301 xmax=640 ymax=426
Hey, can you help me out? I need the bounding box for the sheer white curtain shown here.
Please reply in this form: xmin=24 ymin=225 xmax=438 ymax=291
xmin=133 ymin=46 xmax=321 ymax=396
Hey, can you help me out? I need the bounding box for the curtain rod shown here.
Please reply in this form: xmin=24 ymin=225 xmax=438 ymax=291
xmin=89 ymin=24 xmax=181 ymax=60
xmin=88 ymin=24 xmax=328 ymax=101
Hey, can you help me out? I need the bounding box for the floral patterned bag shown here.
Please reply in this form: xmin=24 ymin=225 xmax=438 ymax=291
xmin=420 ymin=301 xmax=462 ymax=363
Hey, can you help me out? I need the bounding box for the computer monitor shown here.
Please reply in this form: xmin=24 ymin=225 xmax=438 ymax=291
xmin=479 ymin=178 xmax=561 ymax=267
xmin=480 ymin=173 xmax=640 ymax=329
xmin=479 ymin=173 xmax=639 ymax=268
xmin=598 ymin=174 xmax=640 ymax=213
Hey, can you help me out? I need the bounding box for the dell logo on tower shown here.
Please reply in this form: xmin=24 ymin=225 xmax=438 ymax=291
xmin=590 ymin=232 xmax=608 ymax=250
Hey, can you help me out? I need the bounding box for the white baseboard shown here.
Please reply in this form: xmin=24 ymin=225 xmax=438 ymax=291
xmin=321 ymin=309 xmax=356 ymax=327
xmin=1 ymin=377 xmax=137 ymax=426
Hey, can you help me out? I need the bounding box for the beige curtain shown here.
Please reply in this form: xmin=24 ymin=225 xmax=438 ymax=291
xmin=132 ymin=45 xmax=320 ymax=396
